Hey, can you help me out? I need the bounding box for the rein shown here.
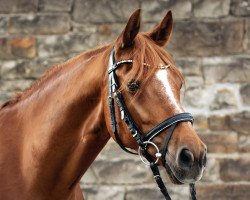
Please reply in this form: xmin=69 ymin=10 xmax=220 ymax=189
xmin=108 ymin=48 xmax=197 ymax=200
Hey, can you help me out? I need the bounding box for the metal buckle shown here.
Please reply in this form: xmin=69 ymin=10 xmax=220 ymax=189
xmin=138 ymin=141 xmax=162 ymax=166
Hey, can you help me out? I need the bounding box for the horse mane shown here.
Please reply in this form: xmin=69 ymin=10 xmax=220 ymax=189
xmin=0 ymin=45 xmax=111 ymax=110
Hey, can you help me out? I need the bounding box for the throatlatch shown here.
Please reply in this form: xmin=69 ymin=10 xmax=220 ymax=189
xmin=108 ymin=48 xmax=197 ymax=200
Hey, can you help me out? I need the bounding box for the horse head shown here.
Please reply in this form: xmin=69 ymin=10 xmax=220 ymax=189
xmin=104 ymin=9 xmax=207 ymax=186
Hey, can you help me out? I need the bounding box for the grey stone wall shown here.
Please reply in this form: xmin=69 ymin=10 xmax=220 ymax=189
xmin=0 ymin=0 xmax=250 ymax=199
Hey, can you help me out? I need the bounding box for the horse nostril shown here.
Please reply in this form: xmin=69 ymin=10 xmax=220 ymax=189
xmin=178 ymin=148 xmax=194 ymax=169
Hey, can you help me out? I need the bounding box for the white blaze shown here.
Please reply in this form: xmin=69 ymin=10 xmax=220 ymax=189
xmin=156 ymin=69 xmax=182 ymax=113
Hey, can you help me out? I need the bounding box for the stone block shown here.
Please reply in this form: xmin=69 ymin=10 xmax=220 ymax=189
xmin=193 ymin=114 xmax=208 ymax=130
xmin=73 ymin=23 xmax=124 ymax=44
xmin=238 ymin=134 xmax=250 ymax=152
xmin=0 ymin=91 xmax=14 ymax=105
xmin=229 ymin=111 xmax=250 ymax=134
xmin=201 ymin=157 xmax=220 ymax=182
xmin=97 ymin=140 xmax=133 ymax=161
xmin=80 ymin=167 xmax=98 ymax=184
xmin=182 ymin=87 xmax=212 ymax=109
xmin=202 ymin=57 xmax=250 ymax=84
xmin=39 ymin=23 xmax=124 ymax=58
xmin=72 ymin=0 xmax=140 ymax=23
xmin=126 ymin=187 xmax=163 ymax=200
xmin=10 ymin=37 xmax=36 ymax=59
xmin=184 ymin=76 xmax=204 ymax=89
xmin=197 ymin=183 xmax=250 ymax=200
xmin=209 ymin=88 xmax=238 ymax=110
xmin=0 ymin=0 xmax=38 ymax=13
xmin=230 ymin=0 xmax=250 ymax=16
xmin=193 ymin=0 xmax=230 ymax=18
xmin=38 ymin=34 xmax=92 ymax=58
xmin=169 ymin=20 xmax=244 ymax=57
xmin=247 ymin=19 xmax=250 ymax=51
xmin=90 ymin=159 xmax=152 ymax=184
xmin=198 ymin=130 xmax=238 ymax=153
xmin=240 ymin=84 xmax=250 ymax=106
xmin=208 ymin=114 xmax=230 ymax=131
xmin=0 ymin=58 xmax=64 ymax=80
xmin=176 ymin=58 xmax=202 ymax=76
xmin=0 ymin=16 xmax=7 ymax=36
xmin=0 ymin=37 xmax=37 ymax=59
xmin=0 ymin=38 xmax=13 ymax=60
xmin=126 ymin=185 xmax=189 ymax=200
xmin=39 ymin=0 xmax=73 ymax=12
xmin=80 ymin=185 xmax=125 ymax=200
xmin=141 ymin=0 xmax=192 ymax=21
xmin=0 ymin=79 xmax=33 ymax=92
xmin=220 ymin=158 xmax=250 ymax=181
xmin=9 ymin=14 xmax=70 ymax=35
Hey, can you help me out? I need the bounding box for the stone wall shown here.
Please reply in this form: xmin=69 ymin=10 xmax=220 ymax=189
xmin=0 ymin=0 xmax=250 ymax=199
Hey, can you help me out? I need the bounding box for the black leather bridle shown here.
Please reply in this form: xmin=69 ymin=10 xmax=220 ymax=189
xmin=108 ymin=48 xmax=197 ymax=200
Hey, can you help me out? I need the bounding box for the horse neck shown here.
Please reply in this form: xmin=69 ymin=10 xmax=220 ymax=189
xmin=17 ymin=48 xmax=111 ymax=190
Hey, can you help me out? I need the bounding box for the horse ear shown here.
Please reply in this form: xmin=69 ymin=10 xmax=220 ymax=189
xmin=118 ymin=9 xmax=141 ymax=48
xmin=148 ymin=10 xmax=173 ymax=46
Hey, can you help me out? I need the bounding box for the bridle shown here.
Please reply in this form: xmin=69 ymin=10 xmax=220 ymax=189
xmin=108 ymin=48 xmax=197 ymax=200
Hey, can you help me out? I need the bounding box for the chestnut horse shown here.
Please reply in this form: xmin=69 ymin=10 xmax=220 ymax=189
xmin=0 ymin=10 xmax=206 ymax=200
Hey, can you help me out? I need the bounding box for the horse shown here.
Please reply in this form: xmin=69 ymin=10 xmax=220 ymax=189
xmin=0 ymin=9 xmax=207 ymax=200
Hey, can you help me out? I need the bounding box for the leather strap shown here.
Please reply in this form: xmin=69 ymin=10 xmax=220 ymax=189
xmin=160 ymin=123 xmax=177 ymax=164
xmin=143 ymin=112 xmax=193 ymax=142
xmin=190 ymin=183 xmax=197 ymax=200
xmin=150 ymin=163 xmax=171 ymax=200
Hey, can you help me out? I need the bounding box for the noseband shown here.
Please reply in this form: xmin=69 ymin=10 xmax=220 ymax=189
xmin=108 ymin=48 xmax=196 ymax=200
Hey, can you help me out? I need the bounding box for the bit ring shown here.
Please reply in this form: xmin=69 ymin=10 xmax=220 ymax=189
xmin=138 ymin=141 xmax=162 ymax=166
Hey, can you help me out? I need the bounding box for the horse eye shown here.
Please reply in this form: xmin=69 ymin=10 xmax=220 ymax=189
xmin=127 ymin=80 xmax=140 ymax=92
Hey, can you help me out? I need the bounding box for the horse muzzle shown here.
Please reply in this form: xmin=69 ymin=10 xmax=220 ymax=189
xmin=165 ymin=146 xmax=207 ymax=184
